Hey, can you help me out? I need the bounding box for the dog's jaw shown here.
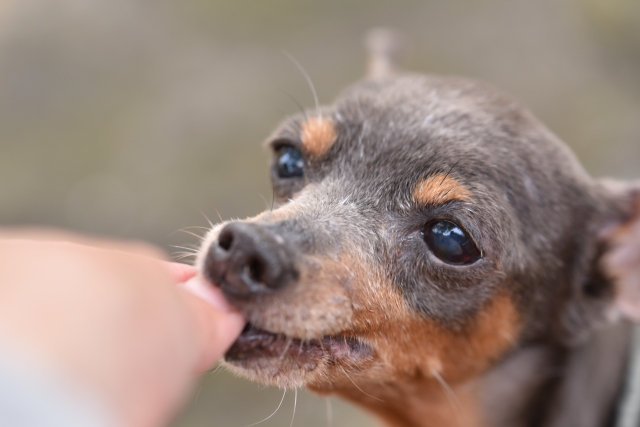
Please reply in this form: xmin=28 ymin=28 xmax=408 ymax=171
xmin=224 ymin=325 xmax=374 ymax=389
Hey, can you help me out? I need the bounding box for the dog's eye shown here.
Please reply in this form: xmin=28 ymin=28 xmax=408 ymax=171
xmin=275 ymin=146 xmax=304 ymax=178
xmin=423 ymin=220 xmax=480 ymax=265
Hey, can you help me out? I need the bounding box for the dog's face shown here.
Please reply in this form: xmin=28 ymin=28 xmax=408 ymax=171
xmin=196 ymin=74 xmax=636 ymax=408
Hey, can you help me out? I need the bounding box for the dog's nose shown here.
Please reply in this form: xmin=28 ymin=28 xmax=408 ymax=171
xmin=204 ymin=222 xmax=298 ymax=298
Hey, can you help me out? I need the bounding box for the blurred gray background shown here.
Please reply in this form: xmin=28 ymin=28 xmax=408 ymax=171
xmin=1 ymin=0 xmax=639 ymax=425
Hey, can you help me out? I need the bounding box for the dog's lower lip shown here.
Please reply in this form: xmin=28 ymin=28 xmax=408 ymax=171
xmin=224 ymin=323 xmax=371 ymax=367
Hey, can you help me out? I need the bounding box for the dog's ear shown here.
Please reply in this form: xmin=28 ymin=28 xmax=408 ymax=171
xmin=560 ymin=181 xmax=640 ymax=344
xmin=364 ymin=28 xmax=407 ymax=79
xmin=600 ymin=182 xmax=640 ymax=321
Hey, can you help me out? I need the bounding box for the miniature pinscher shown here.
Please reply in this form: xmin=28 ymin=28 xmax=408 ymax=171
xmin=195 ymin=31 xmax=640 ymax=427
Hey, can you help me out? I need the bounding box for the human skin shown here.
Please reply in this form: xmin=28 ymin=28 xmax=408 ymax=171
xmin=0 ymin=230 xmax=245 ymax=427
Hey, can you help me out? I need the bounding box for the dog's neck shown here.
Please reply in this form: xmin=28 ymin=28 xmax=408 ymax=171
xmin=330 ymin=372 xmax=485 ymax=427
xmin=533 ymin=321 xmax=631 ymax=427
xmin=330 ymin=321 xmax=631 ymax=427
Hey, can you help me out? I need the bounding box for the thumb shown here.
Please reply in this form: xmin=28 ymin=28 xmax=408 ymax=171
xmin=180 ymin=276 xmax=245 ymax=373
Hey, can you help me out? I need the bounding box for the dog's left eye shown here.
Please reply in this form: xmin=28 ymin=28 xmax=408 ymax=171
xmin=422 ymin=220 xmax=480 ymax=265
xmin=275 ymin=146 xmax=304 ymax=178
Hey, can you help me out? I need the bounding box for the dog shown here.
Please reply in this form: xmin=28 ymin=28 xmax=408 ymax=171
xmin=195 ymin=31 xmax=640 ymax=427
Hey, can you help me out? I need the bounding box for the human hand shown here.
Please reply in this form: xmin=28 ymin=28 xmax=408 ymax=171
xmin=0 ymin=230 xmax=244 ymax=427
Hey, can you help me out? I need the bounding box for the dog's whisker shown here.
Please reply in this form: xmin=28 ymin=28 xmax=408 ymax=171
xmin=194 ymin=363 xmax=223 ymax=404
xmin=213 ymin=211 xmax=224 ymax=224
xmin=170 ymin=251 xmax=197 ymax=259
xmin=198 ymin=209 xmax=215 ymax=229
xmin=431 ymin=367 xmax=462 ymax=415
xmin=357 ymin=121 xmax=368 ymax=159
xmin=170 ymin=250 xmax=198 ymax=257
xmin=325 ymin=397 xmax=333 ymax=427
xmin=172 ymin=253 xmax=197 ymax=261
xmin=246 ymin=388 xmax=287 ymax=426
xmin=279 ymin=336 xmax=294 ymax=360
xmin=180 ymin=225 xmax=210 ymax=230
xmin=169 ymin=244 xmax=199 ymax=251
xmin=440 ymin=188 xmax=454 ymax=201
xmin=167 ymin=226 xmax=201 ymax=240
xmin=208 ymin=362 xmax=224 ymax=375
xmin=257 ymin=193 xmax=271 ymax=212
xmin=270 ymin=181 xmax=276 ymax=213
xmin=283 ymin=51 xmax=321 ymax=120
xmin=193 ymin=377 xmax=207 ymax=404
xmin=289 ymin=387 xmax=298 ymax=427
xmin=439 ymin=160 xmax=460 ymax=185
xmin=172 ymin=251 xmax=196 ymax=257
xmin=175 ymin=229 xmax=206 ymax=241
xmin=169 ymin=245 xmax=199 ymax=254
xmin=203 ymin=202 xmax=226 ymax=224
xmin=168 ymin=225 xmax=209 ymax=239
xmin=339 ymin=365 xmax=384 ymax=402
xmin=277 ymin=87 xmax=309 ymax=121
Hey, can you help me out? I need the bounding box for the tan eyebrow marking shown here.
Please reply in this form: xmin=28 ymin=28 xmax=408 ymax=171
xmin=300 ymin=117 xmax=337 ymax=157
xmin=413 ymin=174 xmax=472 ymax=205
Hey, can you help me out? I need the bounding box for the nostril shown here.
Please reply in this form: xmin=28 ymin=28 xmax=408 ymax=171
xmin=218 ymin=230 xmax=233 ymax=251
xmin=246 ymin=257 xmax=265 ymax=284
xmin=211 ymin=222 xmax=297 ymax=297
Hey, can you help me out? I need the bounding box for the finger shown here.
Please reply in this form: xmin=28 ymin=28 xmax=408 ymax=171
xmin=179 ymin=277 xmax=245 ymax=372
xmin=0 ymin=227 xmax=167 ymax=260
xmin=163 ymin=262 xmax=197 ymax=283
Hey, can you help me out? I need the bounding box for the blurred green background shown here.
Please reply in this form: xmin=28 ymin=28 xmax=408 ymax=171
xmin=1 ymin=0 xmax=639 ymax=425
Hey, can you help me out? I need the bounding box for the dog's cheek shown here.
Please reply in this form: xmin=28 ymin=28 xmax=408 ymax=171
xmin=364 ymin=291 xmax=521 ymax=382
xmin=334 ymin=253 xmax=521 ymax=382
xmin=434 ymin=292 xmax=521 ymax=379
xmin=249 ymin=258 xmax=354 ymax=339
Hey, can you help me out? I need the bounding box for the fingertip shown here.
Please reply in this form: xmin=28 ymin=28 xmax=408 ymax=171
xmin=164 ymin=262 xmax=197 ymax=283
xmin=178 ymin=277 xmax=245 ymax=372
xmin=180 ymin=276 xmax=236 ymax=312
xmin=193 ymin=303 xmax=245 ymax=373
xmin=214 ymin=310 xmax=246 ymax=349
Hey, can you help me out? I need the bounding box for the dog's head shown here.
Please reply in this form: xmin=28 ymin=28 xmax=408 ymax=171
xmin=196 ymin=72 xmax=640 ymax=415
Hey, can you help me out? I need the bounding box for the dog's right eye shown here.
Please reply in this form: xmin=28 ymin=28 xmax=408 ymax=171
xmin=422 ymin=220 xmax=480 ymax=265
xmin=275 ymin=146 xmax=304 ymax=178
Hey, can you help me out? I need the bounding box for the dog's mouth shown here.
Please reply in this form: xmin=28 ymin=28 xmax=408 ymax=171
xmin=225 ymin=323 xmax=373 ymax=371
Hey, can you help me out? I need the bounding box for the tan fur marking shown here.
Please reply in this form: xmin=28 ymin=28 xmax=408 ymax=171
xmin=310 ymin=254 xmax=519 ymax=427
xmin=344 ymin=257 xmax=520 ymax=383
xmin=413 ymin=174 xmax=472 ymax=205
xmin=300 ymin=117 xmax=337 ymax=157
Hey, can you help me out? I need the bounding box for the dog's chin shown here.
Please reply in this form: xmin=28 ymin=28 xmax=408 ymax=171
xmin=223 ymin=323 xmax=373 ymax=388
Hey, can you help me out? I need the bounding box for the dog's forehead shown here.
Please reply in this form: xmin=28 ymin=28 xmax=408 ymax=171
xmin=272 ymin=73 xmax=592 ymax=221
xmin=314 ymin=75 xmax=555 ymax=206
xmin=330 ymin=74 xmax=542 ymax=160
